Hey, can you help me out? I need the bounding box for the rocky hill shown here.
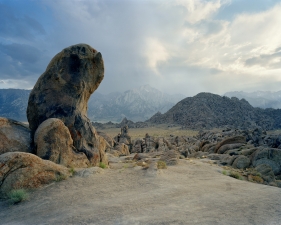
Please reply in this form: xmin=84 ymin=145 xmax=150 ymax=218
xmin=224 ymin=90 xmax=281 ymax=109
xmin=147 ymin=92 xmax=281 ymax=130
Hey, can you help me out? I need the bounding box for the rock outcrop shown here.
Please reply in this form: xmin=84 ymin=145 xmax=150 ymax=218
xmin=27 ymin=44 xmax=106 ymax=166
xmin=0 ymin=117 xmax=31 ymax=155
xmin=0 ymin=152 xmax=70 ymax=195
xmin=34 ymin=118 xmax=89 ymax=168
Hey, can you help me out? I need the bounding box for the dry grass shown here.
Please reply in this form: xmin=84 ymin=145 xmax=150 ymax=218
xmin=100 ymin=125 xmax=198 ymax=139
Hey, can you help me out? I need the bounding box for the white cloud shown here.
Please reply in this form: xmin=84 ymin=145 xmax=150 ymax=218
xmin=174 ymin=0 xmax=229 ymax=24
xmin=144 ymin=38 xmax=169 ymax=75
xmin=0 ymin=79 xmax=33 ymax=89
xmin=1 ymin=0 xmax=281 ymax=96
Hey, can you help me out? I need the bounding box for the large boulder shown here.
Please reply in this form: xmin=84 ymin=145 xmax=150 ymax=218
xmin=232 ymin=155 xmax=250 ymax=169
xmin=215 ymin=136 xmax=246 ymax=153
xmin=0 ymin=117 xmax=31 ymax=155
xmin=0 ymin=152 xmax=70 ymax=195
xmin=34 ymin=118 xmax=89 ymax=168
xmin=114 ymin=143 xmax=130 ymax=156
xmin=97 ymin=131 xmax=115 ymax=147
xmin=27 ymin=44 xmax=104 ymax=166
xmin=251 ymin=148 xmax=281 ymax=175
xmin=95 ymin=135 xmax=109 ymax=165
xmin=144 ymin=133 xmax=157 ymax=152
xmin=255 ymin=164 xmax=276 ymax=184
xmin=159 ymin=150 xmax=179 ymax=165
xmin=217 ymin=143 xmax=244 ymax=154
xmin=114 ymin=125 xmax=132 ymax=146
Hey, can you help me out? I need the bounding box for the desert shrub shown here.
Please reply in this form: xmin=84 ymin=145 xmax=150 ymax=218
xmin=7 ymin=189 xmax=29 ymax=204
xmin=69 ymin=167 xmax=75 ymax=175
xmin=157 ymin=160 xmax=167 ymax=169
xmin=252 ymin=175 xmax=264 ymax=183
xmin=55 ymin=174 xmax=67 ymax=182
xmin=222 ymin=170 xmax=228 ymax=175
xmin=229 ymin=171 xmax=242 ymax=180
xmin=99 ymin=162 xmax=107 ymax=169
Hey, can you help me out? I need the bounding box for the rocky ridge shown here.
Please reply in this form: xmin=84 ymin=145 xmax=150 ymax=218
xmin=148 ymin=92 xmax=281 ymax=130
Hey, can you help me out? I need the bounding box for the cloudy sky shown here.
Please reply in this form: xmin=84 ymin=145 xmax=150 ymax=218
xmin=0 ymin=0 xmax=281 ymax=97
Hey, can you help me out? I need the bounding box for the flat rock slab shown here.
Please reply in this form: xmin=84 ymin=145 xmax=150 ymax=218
xmin=1 ymin=159 xmax=281 ymax=225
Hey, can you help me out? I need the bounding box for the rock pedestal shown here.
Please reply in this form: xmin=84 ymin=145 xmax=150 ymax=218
xmin=27 ymin=44 xmax=106 ymax=166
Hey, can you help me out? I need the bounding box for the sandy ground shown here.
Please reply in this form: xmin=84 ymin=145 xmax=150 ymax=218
xmin=1 ymin=159 xmax=281 ymax=225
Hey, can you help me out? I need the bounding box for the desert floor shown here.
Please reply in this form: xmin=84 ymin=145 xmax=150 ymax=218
xmin=1 ymin=158 xmax=281 ymax=225
xmin=100 ymin=125 xmax=199 ymax=139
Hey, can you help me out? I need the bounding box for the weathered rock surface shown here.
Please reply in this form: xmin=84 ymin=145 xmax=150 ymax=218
xmin=114 ymin=125 xmax=132 ymax=146
xmin=0 ymin=117 xmax=31 ymax=155
xmin=159 ymin=150 xmax=179 ymax=165
xmin=34 ymin=118 xmax=89 ymax=168
xmin=215 ymin=136 xmax=246 ymax=153
xmin=113 ymin=143 xmax=130 ymax=156
xmin=232 ymin=155 xmax=250 ymax=169
xmin=251 ymin=148 xmax=281 ymax=175
xmin=217 ymin=143 xmax=244 ymax=154
xmin=0 ymin=152 xmax=70 ymax=195
xmin=255 ymin=164 xmax=276 ymax=184
xmin=27 ymin=44 xmax=104 ymax=166
xmin=95 ymin=135 xmax=109 ymax=166
xmin=97 ymin=130 xmax=115 ymax=147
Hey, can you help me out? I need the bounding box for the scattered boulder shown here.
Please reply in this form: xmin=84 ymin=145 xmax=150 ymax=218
xmin=232 ymin=155 xmax=250 ymax=169
xmin=215 ymin=136 xmax=246 ymax=153
xmin=220 ymin=155 xmax=238 ymax=166
xmin=239 ymin=148 xmax=257 ymax=156
xmin=34 ymin=118 xmax=89 ymax=168
xmin=201 ymin=143 xmax=216 ymax=153
xmin=131 ymin=139 xmax=146 ymax=153
xmin=114 ymin=143 xmax=130 ymax=156
xmin=27 ymin=44 xmax=105 ymax=166
xmin=97 ymin=130 xmax=115 ymax=147
xmin=0 ymin=152 xmax=70 ymax=195
xmin=156 ymin=137 xmax=171 ymax=151
xmin=217 ymin=143 xmax=244 ymax=154
xmin=0 ymin=117 xmax=31 ymax=155
xmin=114 ymin=125 xmax=132 ymax=146
xmin=95 ymin=135 xmax=109 ymax=166
xmin=255 ymin=164 xmax=276 ymax=184
xmin=144 ymin=133 xmax=157 ymax=152
xmin=159 ymin=150 xmax=179 ymax=165
xmin=251 ymin=148 xmax=281 ymax=175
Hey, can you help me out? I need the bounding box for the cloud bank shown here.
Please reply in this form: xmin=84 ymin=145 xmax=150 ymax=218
xmin=0 ymin=0 xmax=281 ymax=96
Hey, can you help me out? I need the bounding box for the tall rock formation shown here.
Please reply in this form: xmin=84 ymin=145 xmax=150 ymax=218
xmin=27 ymin=44 xmax=105 ymax=165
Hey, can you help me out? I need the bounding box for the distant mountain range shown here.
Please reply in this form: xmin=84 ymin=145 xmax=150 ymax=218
xmin=88 ymin=85 xmax=185 ymax=122
xmin=2 ymin=88 xmax=281 ymax=130
xmin=224 ymin=91 xmax=281 ymax=109
xmin=147 ymin=92 xmax=281 ymax=130
xmin=0 ymin=85 xmax=184 ymax=122
xmin=0 ymin=89 xmax=30 ymax=122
